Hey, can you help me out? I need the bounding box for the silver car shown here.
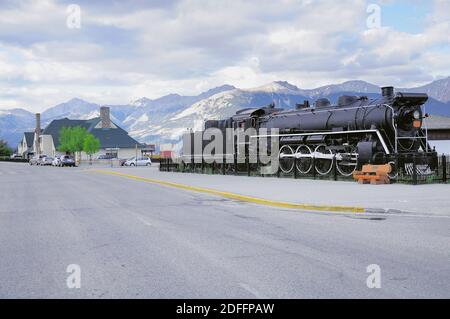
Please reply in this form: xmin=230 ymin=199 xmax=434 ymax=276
xmin=124 ymin=157 xmax=152 ymax=167
xmin=30 ymin=155 xmax=46 ymax=165
xmin=52 ymin=156 xmax=61 ymax=166
xmin=40 ymin=156 xmax=53 ymax=166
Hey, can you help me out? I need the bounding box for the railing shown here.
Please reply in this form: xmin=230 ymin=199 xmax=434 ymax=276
xmin=0 ymin=156 xmax=29 ymax=163
xmin=396 ymin=154 xmax=449 ymax=185
xmin=159 ymin=154 xmax=450 ymax=185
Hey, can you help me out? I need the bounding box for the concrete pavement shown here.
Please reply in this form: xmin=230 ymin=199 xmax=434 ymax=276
xmin=0 ymin=162 xmax=449 ymax=298
xmin=112 ymin=165 xmax=450 ymax=215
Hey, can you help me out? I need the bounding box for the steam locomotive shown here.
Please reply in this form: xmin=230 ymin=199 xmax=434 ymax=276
xmin=183 ymin=86 xmax=437 ymax=177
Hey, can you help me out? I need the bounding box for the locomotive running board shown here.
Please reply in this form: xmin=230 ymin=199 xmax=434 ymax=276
xmin=279 ymin=152 xmax=359 ymax=161
xmin=252 ymin=129 xmax=391 ymax=155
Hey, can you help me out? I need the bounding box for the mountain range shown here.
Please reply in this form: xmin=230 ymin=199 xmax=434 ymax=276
xmin=1 ymin=77 xmax=450 ymax=149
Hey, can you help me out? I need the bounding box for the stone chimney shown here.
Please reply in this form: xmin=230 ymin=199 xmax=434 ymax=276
xmin=35 ymin=113 xmax=41 ymax=134
xmin=100 ymin=106 xmax=111 ymax=128
xmin=35 ymin=113 xmax=41 ymax=155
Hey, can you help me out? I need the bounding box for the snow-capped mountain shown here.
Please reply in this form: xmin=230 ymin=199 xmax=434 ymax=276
xmin=2 ymin=79 xmax=450 ymax=148
xmin=127 ymin=81 xmax=312 ymax=145
xmin=136 ymin=79 xmax=450 ymax=146
xmin=0 ymin=108 xmax=35 ymax=148
xmin=402 ymin=76 xmax=450 ymax=103
xmin=42 ymin=98 xmax=100 ymax=122
xmin=124 ymin=85 xmax=236 ymax=143
xmin=302 ymin=80 xmax=381 ymax=98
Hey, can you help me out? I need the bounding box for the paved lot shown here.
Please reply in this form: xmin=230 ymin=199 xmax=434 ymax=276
xmin=0 ymin=162 xmax=449 ymax=298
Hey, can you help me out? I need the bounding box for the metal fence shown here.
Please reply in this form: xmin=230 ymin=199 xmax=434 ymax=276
xmin=160 ymin=154 xmax=450 ymax=185
xmin=0 ymin=156 xmax=29 ymax=163
xmin=396 ymin=153 xmax=449 ymax=184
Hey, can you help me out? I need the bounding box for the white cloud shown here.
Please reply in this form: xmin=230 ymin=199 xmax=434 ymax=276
xmin=0 ymin=0 xmax=449 ymax=111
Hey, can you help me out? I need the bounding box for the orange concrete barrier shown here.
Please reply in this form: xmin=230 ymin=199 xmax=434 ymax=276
xmin=353 ymin=164 xmax=392 ymax=185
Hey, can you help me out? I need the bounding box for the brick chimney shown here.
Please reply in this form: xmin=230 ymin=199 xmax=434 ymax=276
xmin=100 ymin=106 xmax=111 ymax=128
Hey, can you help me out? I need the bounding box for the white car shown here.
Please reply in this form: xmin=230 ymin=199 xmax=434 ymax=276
xmin=124 ymin=157 xmax=152 ymax=167
xmin=52 ymin=156 xmax=61 ymax=166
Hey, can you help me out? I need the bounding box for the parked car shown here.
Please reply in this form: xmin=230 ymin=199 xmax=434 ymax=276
xmin=30 ymin=155 xmax=46 ymax=165
xmin=37 ymin=155 xmax=49 ymax=165
xmin=97 ymin=154 xmax=115 ymax=160
xmin=52 ymin=156 xmax=61 ymax=167
xmin=124 ymin=157 xmax=152 ymax=166
xmin=60 ymin=155 xmax=76 ymax=167
xmin=29 ymin=156 xmax=38 ymax=165
xmin=40 ymin=156 xmax=53 ymax=166
xmin=10 ymin=154 xmax=23 ymax=159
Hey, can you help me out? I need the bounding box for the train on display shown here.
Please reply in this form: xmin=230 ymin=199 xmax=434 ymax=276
xmin=182 ymin=86 xmax=438 ymax=178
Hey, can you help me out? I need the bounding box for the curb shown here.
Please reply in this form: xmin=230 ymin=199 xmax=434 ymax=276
xmin=92 ymin=170 xmax=365 ymax=214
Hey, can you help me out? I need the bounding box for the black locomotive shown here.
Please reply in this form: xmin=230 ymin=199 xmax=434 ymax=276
xmin=183 ymin=86 xmax=437 ymax=177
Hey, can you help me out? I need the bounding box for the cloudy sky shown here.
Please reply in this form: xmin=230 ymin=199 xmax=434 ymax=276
xmin=0 ymin=0 xmax=449 ymax=111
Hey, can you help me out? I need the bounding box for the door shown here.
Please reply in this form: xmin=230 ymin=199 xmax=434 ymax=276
xmin=137 ymin=157 xmax=145 ymax=166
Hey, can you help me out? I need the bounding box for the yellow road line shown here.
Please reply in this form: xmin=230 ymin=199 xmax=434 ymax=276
xmin=92 ymin=170 xmax=365 ymax=213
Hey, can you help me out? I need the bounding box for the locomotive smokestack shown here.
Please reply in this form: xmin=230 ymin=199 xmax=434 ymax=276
xmin=382 ymin=86 xmax=394 ymax=98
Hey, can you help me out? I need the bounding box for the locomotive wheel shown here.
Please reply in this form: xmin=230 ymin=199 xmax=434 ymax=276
xmin=314 ymin=144 xmax=333 ymax=176
xmin=295 ymin=145 xmax=312 ymax=174
xmin=336 ymin=147 xmax=358 ymax=176
xmin=279 ymin=145 xmax=294 ymax=174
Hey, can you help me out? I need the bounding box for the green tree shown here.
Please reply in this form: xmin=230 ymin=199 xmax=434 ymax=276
xmin=58 ymin=126 xmax=88 ymax=163
xmin=0 ymin=139 xmax=12 ymax=157
xmin=83 ymin=133 xmax=100 ymax=164
xmin=58 ymin=127 xmax=73 ymax=153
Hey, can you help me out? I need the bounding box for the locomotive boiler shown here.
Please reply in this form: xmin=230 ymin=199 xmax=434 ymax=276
xmin=184 ymin=86 xmax=437 ymax=177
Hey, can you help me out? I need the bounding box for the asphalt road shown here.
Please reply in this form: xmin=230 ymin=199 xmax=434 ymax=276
xmin=0 ymin=162 xmax=449 ymax=298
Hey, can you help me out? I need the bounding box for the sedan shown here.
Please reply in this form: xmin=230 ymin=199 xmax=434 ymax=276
xmin=30 ymin=155 xmax=46 ymax=165
xmin=29 ymin=156 xmax=39 ymax=165
xmin=60 ymin=155 xmax=76 ymax=167
xmin=124 ymin=157 xmax=152 ymax=167
xmin=40 ymin=156 xmax=53 ymax=166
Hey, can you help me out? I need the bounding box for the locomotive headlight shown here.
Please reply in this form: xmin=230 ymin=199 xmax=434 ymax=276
xmin=413 ymin=110 xmax=421 ymax=119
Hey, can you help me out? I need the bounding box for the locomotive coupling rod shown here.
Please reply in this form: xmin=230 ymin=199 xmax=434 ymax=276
xmin=281 ymin=152 xmax=344 ymax=160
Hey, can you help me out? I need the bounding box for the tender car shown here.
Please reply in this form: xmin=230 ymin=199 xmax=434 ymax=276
xmin=40 ymin=156 xmax=53 ymax=166
xmin=60 ymin=155 xmax=76 ymax=167
xmin=52 ymin=156 xmax=61 ymax=167
xmin=124 ymin=157 xmax=152 ymax=166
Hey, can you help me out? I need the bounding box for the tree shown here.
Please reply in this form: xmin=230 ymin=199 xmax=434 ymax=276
xmin=0 ymin=139 xmax=12 ymax=157
xmin=58 ymin=127 xmax=73 ymax=153
xmin=83 ymin=133 xmax=100 ymax=164
xmin=58 ymin=126 xmax=88 ymax=164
